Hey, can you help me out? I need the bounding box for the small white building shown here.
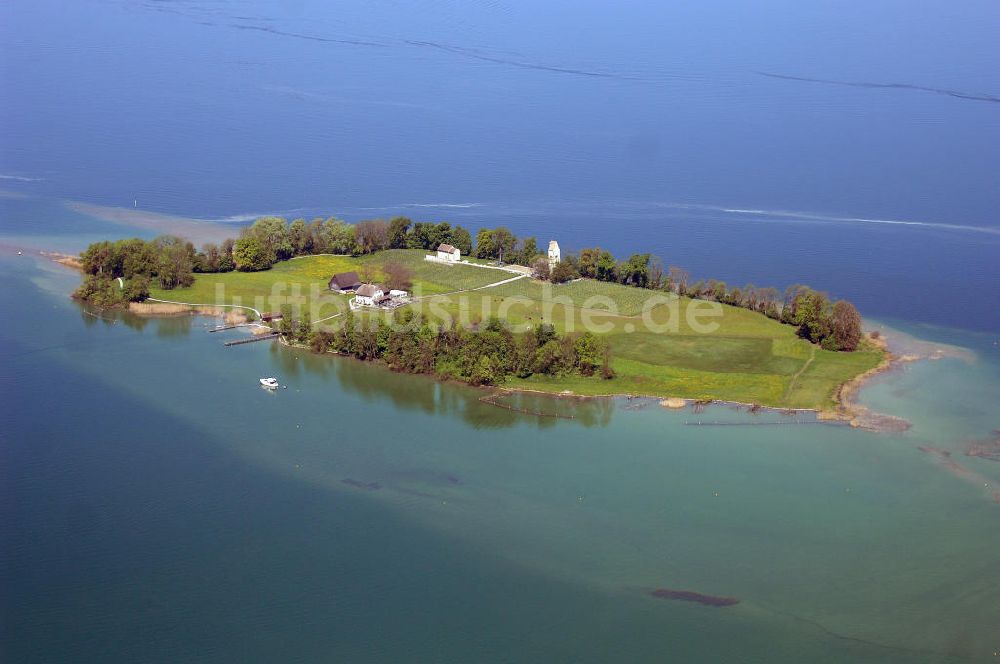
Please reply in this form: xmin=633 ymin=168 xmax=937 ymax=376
xmin=354 ymin=284 xmax=389 ymax=307
xmin=548 ymin=240 xmax=561 ymax=265
xmin=389 ymin=289 xmax=409 ymax=299
xmin=436 ymin=243 xmax=461 ymax=262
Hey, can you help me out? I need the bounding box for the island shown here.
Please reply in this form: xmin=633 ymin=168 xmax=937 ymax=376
xmin=68 ymin=215 xmax=886 ymax=417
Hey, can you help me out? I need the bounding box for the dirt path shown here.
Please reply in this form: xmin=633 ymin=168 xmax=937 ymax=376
xmin=783 ymin=344 xmax=816 ymax=402
xmin=410 ymin=273 xmax=527 ymax=301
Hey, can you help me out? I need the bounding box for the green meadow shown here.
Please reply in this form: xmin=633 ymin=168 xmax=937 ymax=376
xmin=148 ymin=250 xmax=503 ymax=313
xmin=151 ymin=250 xmax=884 ymax=410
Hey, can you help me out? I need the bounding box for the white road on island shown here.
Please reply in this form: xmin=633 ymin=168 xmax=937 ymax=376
xmin=412 ymin=272 xmax=527 ymax=300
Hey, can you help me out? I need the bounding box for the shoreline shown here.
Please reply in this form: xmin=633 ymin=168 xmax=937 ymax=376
xmin=265 ymin=314 xmax=899 ymax=428
xmin=40 ymin=250 xmax=83 ymax=271
xmin=827 ymin=334 xmax=908 ymax=431
xmin=119 ymin=301 xmax=905 ymax=428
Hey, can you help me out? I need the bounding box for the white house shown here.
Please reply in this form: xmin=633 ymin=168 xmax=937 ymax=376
xmin=436 ymin=243 xmax=461 ymax=262
xmin=354 ymin=284 xmax=389 ymax=308
xmin=548 ymin=240 xmax=561 ymax=265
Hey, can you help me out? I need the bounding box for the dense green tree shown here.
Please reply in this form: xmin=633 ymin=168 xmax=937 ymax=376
xmin=122 ymin=275 xmax=151 ymax=302
xmin=152 ymin=236 xmax=195 ymax=289
xmin=577 ymin=248 xmax=600 ymax=279
xmin=619 ymin=253 xmax=651 ymax=288
xmin=310 ymin=330 xmax=334 ymax=353
xmin=308 ymin=218 xmax=328 ymax=253
xmin=353 ymin=322 xmax=380 ymax=360
xmin=429 ymin=222 xmax=453 ymax=249
xmin=534 ymin=339 xmax=566 ymax=375
xmin=492 ymin=227 xmax=517 ymax=262
xmin=595 ymin=250 xmax=618 ymax=282
xmin=451 ymin=225 xmax=473 ymax=255
xmin=388 ymin=216 xmax=412 ymax=249
xmin=233 ymin=236 xmax=274 ymax=272
xmin=469 ymin=355 xmax=500 ymax=386
xmin=573 ymin=332 xmax=604 ymax=376
xmin=515 ymin=236 xmax=539 ymax=266
xmin=550 ymin=260 xmax=578 ymax=284
xmin=273 ymin=297 xmax=619 ymax=384
xmin=514 ymin=333 xmax=538 ymax=378
xmin=278 ymin=305 xmax=294 ymax=336
xmin=408 ymin=222 xmax=433 ymax=249
xmin=781 ymin=285 xmax=810 ymax=324
xmin=80 ymin=241 xmax=119 ymax=276
xmin=74 ymin=273 xmax=123 ymax=307
xmin=534 ymin=323 xmax=557 ymax=347
xmin=245 ymin=216 xmax=293 ymax=261
xmin=118 ymin=238 xmax=156 ymax=278
xmin=474 ymin=228 xmax=494 ymax=259
xmin=475 ymin=227 xmax=516 ymax=261
xmin=296 ymin=311 xmax=312 ymax=344
xmin=335 ymin=312 xmax=356 ymax=353
xmin=322 ymin=218 xmax=357 ymax=254
xmin=289 ymin=218 xmax=312 ymax=256
xmin=791 ymin=288 xmax=833 ymax=345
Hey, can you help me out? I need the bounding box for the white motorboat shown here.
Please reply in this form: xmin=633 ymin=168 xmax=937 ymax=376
xmin=259 ymin=377 xmax=279 ymax=389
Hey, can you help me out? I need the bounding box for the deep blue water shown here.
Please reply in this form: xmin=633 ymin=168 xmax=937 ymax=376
xmin=1 ymin=0 xmax=998 ymax=329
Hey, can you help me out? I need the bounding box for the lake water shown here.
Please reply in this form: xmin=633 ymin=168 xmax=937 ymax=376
xmin=1 ymin=0 xmax=999 ymax=661
xmin=3 ymin=253 xmax=1000 ymax=663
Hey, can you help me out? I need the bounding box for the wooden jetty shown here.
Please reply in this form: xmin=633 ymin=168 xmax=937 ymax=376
xmin=224 ymin=333 xmax=280 ymax=347
xmin=209 ymin=324 xmax=243 ymax=333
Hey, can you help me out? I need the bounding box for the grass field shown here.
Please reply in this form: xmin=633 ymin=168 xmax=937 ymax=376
xmin=148 ymin=250 xmax=505 ymax=317
xmin=151 ymin=250 xmax=883 ymax=410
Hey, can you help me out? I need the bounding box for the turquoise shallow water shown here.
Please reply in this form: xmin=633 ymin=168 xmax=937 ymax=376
xmin=2 ymin=255 xmax=998 ymax=662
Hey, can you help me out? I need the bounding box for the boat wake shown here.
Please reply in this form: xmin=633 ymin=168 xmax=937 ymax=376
xmin=654 ymin=202 xmax=1000 ymax=237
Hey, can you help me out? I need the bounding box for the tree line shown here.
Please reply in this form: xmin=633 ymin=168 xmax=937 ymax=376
xmin=213 ymin=216 xmax=482 ymax=273
xmin=72 ymin=216 xmax=864 ymax=351
xmin=282 ymin=309 xmax=614 ymax=386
